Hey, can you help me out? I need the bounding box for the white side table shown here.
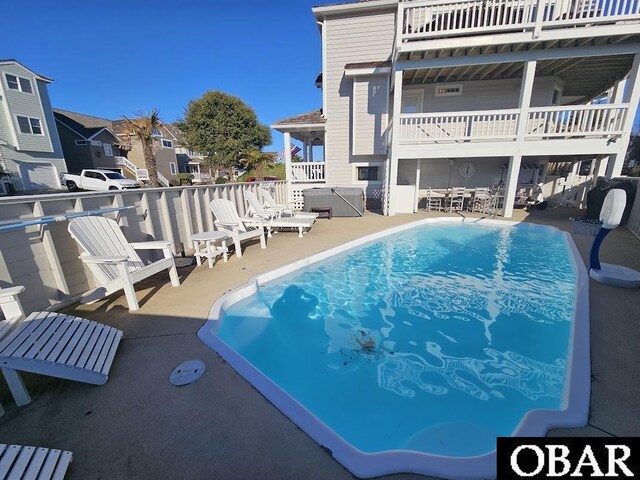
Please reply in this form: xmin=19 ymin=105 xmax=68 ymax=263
xmin=191 ymin=231 xmax=229 ymax=268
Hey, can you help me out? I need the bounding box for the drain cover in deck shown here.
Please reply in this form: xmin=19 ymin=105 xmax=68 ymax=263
xmin=170 ymin=360 xmax=206 ymax=386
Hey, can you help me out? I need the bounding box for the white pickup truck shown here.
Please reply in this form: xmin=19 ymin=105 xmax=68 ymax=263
xmin=62 ymin=169 xmax=141 ymax=192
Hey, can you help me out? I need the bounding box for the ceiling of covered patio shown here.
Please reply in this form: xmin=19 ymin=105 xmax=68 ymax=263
xmin=402 ymin=36 xmax=639 ymax=103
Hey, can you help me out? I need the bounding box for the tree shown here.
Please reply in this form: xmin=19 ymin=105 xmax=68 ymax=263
xmin=623 ymin=133 xmax=640 ymax=176
xmin=123 ymin=110 xmax=162 ymax=187
xmin=243 ymin=150 xmax=276 ymax=180
xmin=177 ymin=91 xmax=271 ymax=177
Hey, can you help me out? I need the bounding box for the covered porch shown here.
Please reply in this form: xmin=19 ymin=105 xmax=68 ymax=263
xmin=271 ymin=109 xmax=327 ymax=186
xmin=186 ymin=160 xmax=213 ymax=184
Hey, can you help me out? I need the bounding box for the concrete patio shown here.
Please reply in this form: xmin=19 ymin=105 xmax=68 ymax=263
xmin=1 ymin=208 xmax=639 ymax=479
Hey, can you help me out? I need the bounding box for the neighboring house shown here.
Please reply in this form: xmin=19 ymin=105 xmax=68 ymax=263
xmin=111 ymin=120 xmax=179 ymax=186
xmin=53 ymin=109 xmax=120 ymax=173
xmin=0 ymin=59 xmax=67 ymax=191
xmin=273 ymin=0 xmax=640 ymax=216
xmin=164 ymin=124 xmax=211 ymax=183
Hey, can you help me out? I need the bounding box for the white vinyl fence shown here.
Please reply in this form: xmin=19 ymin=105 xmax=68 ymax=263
xmin=0 ymin=181 xmax=287 ymax=314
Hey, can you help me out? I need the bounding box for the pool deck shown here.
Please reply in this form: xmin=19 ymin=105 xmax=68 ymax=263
xmin=1 ymin=208 xmax=639 ymax=479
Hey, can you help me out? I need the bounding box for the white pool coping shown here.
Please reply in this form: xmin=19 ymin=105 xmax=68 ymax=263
xmin=197 ymin=217 xmax=590 ymax=479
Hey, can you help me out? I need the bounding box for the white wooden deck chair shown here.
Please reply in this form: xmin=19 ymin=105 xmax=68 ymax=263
xmin=0 ymin=444 xmax=72 ymax=480
xmin=209 ymin=199 xmax=266 ymax=258
xmin=68 ymin=216 xmax=180 ymax=311
xmin=0 ymin=285 xmax=122 ymax=411
xmin=258 ymin=187 xmax=318 ymax=219
xmin=244 ymin=190 xmax=314 ymax=238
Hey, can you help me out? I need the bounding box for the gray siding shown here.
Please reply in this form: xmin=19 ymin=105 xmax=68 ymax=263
xmin=57 ymin=125 xmax=118 ymax=173
xmin=1 ymin=63 xmax=53 ymax=153
xmin=353 ymin=75 xmax=388 ymax=156
xmin=397 ymin=156 xmax=550 ymax=189
xmin=0 ymin=62 xmax=67 ymax=191
xmin=406 ymin=77 xmax=561 ymax=113
xmin=126 ymin=138 xmax=178 ymax=182
xmin=324 ymin=9 xmax=396 ymax=188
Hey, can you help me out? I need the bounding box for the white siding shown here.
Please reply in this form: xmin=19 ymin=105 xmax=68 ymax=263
xmin=324 ymin=9 xmax=396 ymax=187
xmin=353 ymin=75 xmax=389 ymax=156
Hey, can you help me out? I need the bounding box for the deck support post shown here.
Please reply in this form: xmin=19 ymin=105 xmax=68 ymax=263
xmin=388 ymin=69 xmax=403 ymax=216
xmin=607 ymin=53 xmax=640 ymax=178
xmin=414 ymin=159 xmax=422 ymax=213
xmin=1 ymin=368 xmax=31 ymax=406
xmin=504 ymin=61 xmax=536 ymax=218
xmin=284 ymin=132 xmax=293 ymax=205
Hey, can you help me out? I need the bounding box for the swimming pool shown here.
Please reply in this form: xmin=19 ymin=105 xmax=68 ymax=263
xmin=197 ymin=218 xmax=590 ymax=479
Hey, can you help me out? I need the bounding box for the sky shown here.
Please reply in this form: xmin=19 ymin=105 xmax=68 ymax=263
xmin=2 ymin=0 xmax=638 ymax=155
xmin=0 ymin=0 xmax=325 ymax=153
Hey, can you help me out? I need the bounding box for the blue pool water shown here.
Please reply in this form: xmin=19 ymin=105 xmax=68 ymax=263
xmin=213 ymin=223 xmax=577 ymax=457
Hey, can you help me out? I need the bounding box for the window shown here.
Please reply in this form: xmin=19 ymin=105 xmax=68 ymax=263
xmin=5 ymin=74 xmax=33 ymax=93
xmin=357 ymin=166 xmax=379 ymax=181
xmin=435 ymin=84 xmax=463 ymax=97
xmin=169 ymin=162 xmax=177 ymax=175
xmin=30 ymin=118 xmax=42 ymax=135
xmin=16 ymin=115 xmax=43 ymax=135
xmin=152 ymin=127 xmax=162 ymax=137
xmin=162 ymin=139 xmax=173 ymax=148
xmin=90 ymin=140 xmax=102 ymax=146
xmin=104 ymin=171 xmax=125 ymax=180
xmin=103 ymin=143 xmax=113 ymax=156
xmin=75 ymin=140 xmax=89 ymax=145
xmin=6 ymin=74 xmax=19 ymax=90
xmin=19 ymin=77 xmax=33 ymax=93
xmin=401 ymin=91 xmax=423 ymax=114
xmin=85 ymin=171 xmax=106 ymax=180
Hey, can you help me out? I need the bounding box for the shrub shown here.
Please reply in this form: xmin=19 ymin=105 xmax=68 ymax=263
xmin=214 ymin=176 xmax=227 ymax=184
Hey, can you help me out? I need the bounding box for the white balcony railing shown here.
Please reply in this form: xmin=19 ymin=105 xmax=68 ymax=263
xmin=289 ymin=162 xmax=326 ymax=183
xmin=398 ymin=104 xmax=628 ymax=143
xmin=115 ymin=156 xmax=149 ymax=181
xmin=400 ymin=0 xmax=640 ymax=42
xmin=192 ymin=172 xmax=212 ymax=183
xmin=399 ymin=109 xmax=520 ymax=142
xmin=526 ymin=103 xmax=628 ymax=138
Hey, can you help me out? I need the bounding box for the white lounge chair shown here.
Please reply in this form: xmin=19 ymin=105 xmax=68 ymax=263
xmin=0 ymin=444 xmax=72 ymax=479
xmin=68 ymin=216 xmax=180 ymax=311
xmin=244 ymin=190 xmax=315 ymax=238
xmin=258 ymin=187 xmax=318 ymax=219
xmin=0 ymin=285 xmax=122 ymax=411
xmin=209 ymin=198 xmax=266 ymax=258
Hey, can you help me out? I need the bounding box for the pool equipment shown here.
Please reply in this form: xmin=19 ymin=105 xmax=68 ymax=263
xmin=574 ymin=189 xmax=640 ymax=288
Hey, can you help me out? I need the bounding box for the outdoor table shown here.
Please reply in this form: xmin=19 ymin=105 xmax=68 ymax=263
xmin=191 ymin=231 xmax=229 ymax=268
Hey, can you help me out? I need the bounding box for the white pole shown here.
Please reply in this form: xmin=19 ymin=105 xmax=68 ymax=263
xmin=607 ymin=53 xmax=640 ymax=178
xmin=414 ymin=159 xmax=421 ymax=213
xmin=504 ymin=61 xmax=536 ymax=218
xmin=284 ymin=132 xmax=293 ymax=204
xmin=389 ymin=69 xmax=403 ymax=216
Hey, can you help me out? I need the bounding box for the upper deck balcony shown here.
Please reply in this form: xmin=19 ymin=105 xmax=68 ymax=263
xmin=397 ymin=0 xmax=640 ymax=54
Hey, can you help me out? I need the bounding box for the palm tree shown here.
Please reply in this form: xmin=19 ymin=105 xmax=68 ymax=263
xmin=244 ymin=150 xmax=275 ymax=180
xmin=123 ymin=109 xmax=161 ymax=187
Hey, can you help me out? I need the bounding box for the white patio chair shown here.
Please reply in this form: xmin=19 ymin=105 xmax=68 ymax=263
xmin=258 ymin=187 xmax=318 ymax=220
xmin=244 ymin=190 xmax=315 ymax=238
xmin=0 ymin=285 xmax=122 ymax=412
xmin=68 ymin=216 xmax=180 ymax=311
xmin=469 ymin=187 xmax=490 ymax=213
xmin=209 ymin=198 xmax=266 ymax=258
xmin=447 ymin=187 xmax=466 ymax=212
xmin=0 ymin=444 xmax=73 ymax=479
xmin=425 ymin=187 xmax=443 ymax=212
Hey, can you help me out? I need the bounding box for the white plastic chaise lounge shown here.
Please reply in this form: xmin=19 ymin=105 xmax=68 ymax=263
xmin=68 ymin=216 xmax=180 ymax=311
xmin=244 ymin=190 xmax=315 ymax=238
xmin=0 ymin=285 xmax=122 ymax=413
xmin=258 ymin=187 xmax=318 ymax=219
xmin=0 ymin=443 xmax=73 ymax=479
xmin=209 ymin=198 xmax=267 ymax=258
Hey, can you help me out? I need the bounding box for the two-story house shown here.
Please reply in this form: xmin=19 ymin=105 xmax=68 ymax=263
xmin=53 ymin=109 xmax=120 ymax=173
xmin=0 ymin=59 xmax=67 ymax=191
xmin=273 ymin=0 xmax=640 ymax=216
xmin=111 ymin=120 xmax=180 ymax=186
xmin=165 ymin=124 xmax=212 ymax=183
